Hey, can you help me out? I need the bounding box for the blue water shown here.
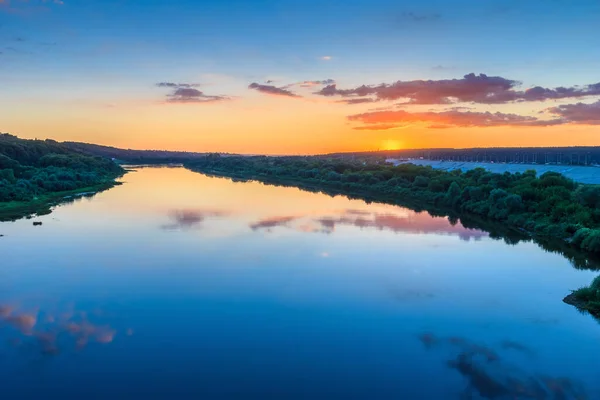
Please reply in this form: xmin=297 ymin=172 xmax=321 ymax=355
xmin=1 ymin=167 xmax=599 ymax=399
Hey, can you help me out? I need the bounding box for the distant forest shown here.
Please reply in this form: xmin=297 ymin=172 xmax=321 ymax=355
xmin=64 ymin=142 xmax=210 ymax=163
xmin=65 ymin=141 xmax=600 ymax=166
xmin=0 ymin=134 xmax=123 ymax=203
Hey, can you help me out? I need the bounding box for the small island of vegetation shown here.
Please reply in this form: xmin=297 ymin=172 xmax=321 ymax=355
xmin=0 ymin=134 xmax=124 ymax=221
xmin=565 ymin=277 xmax=600 ymax=318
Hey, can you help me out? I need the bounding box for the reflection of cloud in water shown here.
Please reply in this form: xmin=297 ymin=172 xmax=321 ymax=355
xmin=250 ymin=216 xmax=297 ymax=231
xmin=162 ymin=209 xmax=228 ymax=230
xmin=418 ymin=333 xmax=588 ymax=399
xmin=0 ymin=303 xmax=121 ymax=357
xmin=318 ymin=211 xmax=488 ymax=241
xmin=248 ymin=208 xmax=488 ymax=241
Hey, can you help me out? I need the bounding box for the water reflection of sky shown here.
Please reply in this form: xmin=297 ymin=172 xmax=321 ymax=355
xmin=1 ymin=167 xmax=599 ymax=398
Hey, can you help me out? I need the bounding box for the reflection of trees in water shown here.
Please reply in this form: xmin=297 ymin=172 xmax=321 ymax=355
xmin=418 ymin=333 xmax=589 ymax=399
xmin=236 ymin=177 xmax=600 ymax=271
xmin=0 ymin=190 xmax=103 ymax=223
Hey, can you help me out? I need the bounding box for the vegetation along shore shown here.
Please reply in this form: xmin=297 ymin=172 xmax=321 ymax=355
xmin=184 ymin=154 xmax=600 ymax=318
xmin=0 ymin=134 xmax=124 ymax=221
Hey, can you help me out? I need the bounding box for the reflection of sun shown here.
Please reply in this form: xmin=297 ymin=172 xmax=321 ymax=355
xmin=381 ymin=140 xmax=402 ymax=151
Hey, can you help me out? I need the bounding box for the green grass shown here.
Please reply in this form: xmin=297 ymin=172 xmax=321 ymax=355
xmin=565 ymin=276 xmax=600 ymax=317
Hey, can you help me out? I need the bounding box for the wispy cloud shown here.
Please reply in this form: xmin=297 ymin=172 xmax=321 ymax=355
xmin=156 ymin=82 xmax=229 ymax=104
xmin=156 ymin=82 xmax=201 ymax=89
xmin=248 ymin=82 xmax=300 ymax=98
xmin=320 ymin=56 xmax=333 ymax=61
xmin=286 ymin=79 xmax=335 ymax=88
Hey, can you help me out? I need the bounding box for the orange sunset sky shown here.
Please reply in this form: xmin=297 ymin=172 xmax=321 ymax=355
xmin=1 ymin=0 xmax=599 ymax=154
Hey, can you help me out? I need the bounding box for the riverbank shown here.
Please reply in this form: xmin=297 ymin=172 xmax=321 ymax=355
xmin=0 ymin=180 xmax=123 ymax=222
xmin=564 ymin=277 xmax=600 ymax=318
xmin=186 ymin=164 xmax=600 ymax=270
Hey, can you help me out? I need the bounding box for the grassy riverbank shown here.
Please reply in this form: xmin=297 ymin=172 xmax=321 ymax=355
xmin=564 ymin=277 xmax=600 ymax=318
xmin=0 ymin=180 xmax=122 ymax=222
xmin=0 ymin=134 xmax=125 ymax=221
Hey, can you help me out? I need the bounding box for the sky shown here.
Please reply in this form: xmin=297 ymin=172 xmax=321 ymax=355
xmin=0 ymin=0 xmax=599 ymax=154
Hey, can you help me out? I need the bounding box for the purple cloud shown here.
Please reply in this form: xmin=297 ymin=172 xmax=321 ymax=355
xmin=156 ymin=82 xmax=201 ymax=88
xmin=315 ymin=73 xmax=600 ymax=105
xmin=348 ymin=109 xmax=563 ymax=129
xmin=248 ymin=82 xmax=300 ymax=98
xmin=157 ymin=83 xmax=229 ymax=104
xmin=546 ymin=100 xmax=600 ymax=125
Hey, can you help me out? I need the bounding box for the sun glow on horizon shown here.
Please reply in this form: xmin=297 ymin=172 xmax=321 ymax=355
xmin=381 ymin=139 xmax=402 ymax=151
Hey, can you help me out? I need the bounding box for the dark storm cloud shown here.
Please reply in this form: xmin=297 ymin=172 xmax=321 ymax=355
xmin=248 ymin=82 xmax=300 ymax=98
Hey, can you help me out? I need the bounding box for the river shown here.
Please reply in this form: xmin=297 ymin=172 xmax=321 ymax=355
xmin=1 ymin=166 xmax=599 ymax=399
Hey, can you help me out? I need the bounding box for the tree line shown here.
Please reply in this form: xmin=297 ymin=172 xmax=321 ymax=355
xmin=0 ymin=134 xmax=124 ymax=203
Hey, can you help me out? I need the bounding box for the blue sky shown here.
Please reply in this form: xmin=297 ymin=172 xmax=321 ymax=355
xmin=1 ymin=0 xmax=599 ymax=153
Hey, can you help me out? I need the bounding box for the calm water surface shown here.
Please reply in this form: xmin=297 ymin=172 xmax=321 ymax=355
xmin=1 ymin=167 xmax=599 ymax=399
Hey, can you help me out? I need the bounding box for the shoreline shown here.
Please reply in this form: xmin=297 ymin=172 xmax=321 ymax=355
xmin=186 ymin=166 xmax=599 ymax=266
xmin=0 ymin=177 xmax=124 ymax=222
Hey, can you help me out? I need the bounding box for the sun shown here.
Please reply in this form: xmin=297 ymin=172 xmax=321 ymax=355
xmin=381 ymin=139 xmax=402 ymax=151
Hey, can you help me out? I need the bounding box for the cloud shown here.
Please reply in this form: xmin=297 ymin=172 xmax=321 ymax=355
xmin=248 ymin=82 xmax=300 ymax=98
xmin=337 ymin=98 xmax=377 ymax=105
xmin=348 ymin=109 xmax=563 ymax=129
xmin=315 ymin=73 xmax=600 ymax=105
xmin=320 ymin=56 xmax=332 ymax=61
xmin=353 ymin=124 xmax=403 ymax=131
xmin=156 ymin=82 xmax=201 ymax=88
xmin=156 ymin=82 xmax=229 ymax=103
xmin=546 ymin=100 xmax=600 ymax=125
xmin=288 ymin=79 xmax=336 ymax=88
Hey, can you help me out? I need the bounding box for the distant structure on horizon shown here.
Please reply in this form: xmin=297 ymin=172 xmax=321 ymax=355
xmin=331 ymin=147 xmax=600 ymax=167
